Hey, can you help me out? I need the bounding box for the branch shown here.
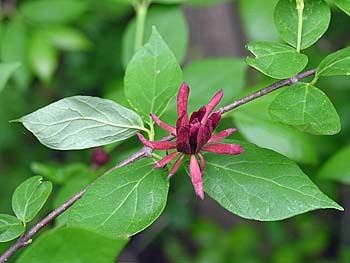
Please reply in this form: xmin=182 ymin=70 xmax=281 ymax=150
xmin=0 ymin=69 xmax=316 ymax=263
xmin=217 ymin=68 xmax=316 ymax=114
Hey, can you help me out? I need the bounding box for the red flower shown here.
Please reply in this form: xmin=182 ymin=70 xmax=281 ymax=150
xmin=136 ymin=82 xmax=243 ymax=199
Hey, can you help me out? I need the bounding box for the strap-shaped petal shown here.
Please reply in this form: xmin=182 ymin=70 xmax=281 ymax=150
xmin=136 ymin=132 xmax=176 ymax=150
xmin=151 ymin=113 xmax=176 ymax=135
xmin=197 ymin=152 xmax=206 ymax=172
xmin=177 ymin=82 xmax=190 ymax=125
xmin=154 ymin=151 xmax=181 ymax=168
xmin=190 ymin=154 xmax=204 ymax=199
xmin=168 ymin=154 xmax=185 ymax=179
xmin=202 ymin=143 xmax=243 ymax=155
xmin=201 ymin=89 xmax=223 ymax=124
xmin=208 ymin=128 xmax=236 ymax=143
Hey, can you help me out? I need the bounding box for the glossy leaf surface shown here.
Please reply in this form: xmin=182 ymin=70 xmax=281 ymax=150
xmin=274 ymin=0 xmax=330 ymax=49
xmin=269 ymin=83 xmax=341 ymax=135
xmin=124 ymin=27 xmax=182 ymax=121
xmin=246 ymin=42 xmax=308 ymax=79
xmin=16 ymin=227 xmax=127 ymax=263
xmin=12 ymin=176 xmax=52 ymax=223
xmin=0 ymin=214 xmax=24 ymax=242
xmin=67 ymin=159 xmax=169 ymax=237
xmin=316 ymin=47 xmax=350 ymax=79
xmin=201 ymin=140 xmax=343 ymax=221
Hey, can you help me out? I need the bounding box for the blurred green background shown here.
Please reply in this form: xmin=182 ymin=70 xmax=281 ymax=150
xmin=0 ymin=0 xmax=349 ymax=262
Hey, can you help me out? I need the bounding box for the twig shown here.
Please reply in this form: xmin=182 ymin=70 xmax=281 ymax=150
xmin=217 ymin=68 xmax=316 ymax=114
xmin=0 ymin=69 xmax=316 ymax=263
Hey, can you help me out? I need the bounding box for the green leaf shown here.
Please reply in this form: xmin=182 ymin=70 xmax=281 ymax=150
xmin=239 ymin=0 xmax=280 ymax=42
xmin=67 ymin=159 xmax=169 ymax=237
xmin=0 ymin=62 xmax=20 ymax=93
xmin=16 ymin=96 xmax=145 ymax=150
xmin=268 ymin=83 xmax=341 ymax=135
xmin=44 ymin=27 xmax=92 ymax=51
xmin=274 ymin=0 xmax=331 ymax=49
xmin=124 ymin=27 xmax=182 ymax=121
xmin=12 ymin=176 xmax=52 ymax=223
xmin=319 ymin=145 xmax=350 ymax=185
xmin=1 ymin=20 xmax=31 ymax=90
xmin=16 ymin=227 xmax=127 ymax=263
xmin=122 ymin=6 xmax=188 ymax=67
xmin=183 ymin=58 xmax=247 ymax=112
xmin=19 ymin=0 xmax=88 ymax=24
xmin=29 ymin=32 xmax=58 ymax=83
xmin=334 ymin=0 xmax=350 ymax=16
xmin=245 ymin=42 xmax=308 ymax=79
xmin=201 ymin=140 xmax=342 ymax=221
xmin=315 ymin=47 xmax=350 ymax=79
xmin=0 ymin=214 xmax=24 ymax=242
xmin=233 ymin=87 xmax=318 ymax=165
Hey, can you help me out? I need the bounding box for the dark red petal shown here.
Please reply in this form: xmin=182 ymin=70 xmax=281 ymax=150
xmin=190 ymin=155 xmax=204 ymax=199
xmin=202 ymin=143 xmax=243 ymax=155
xmin=201 ymin=90 xmax=224 ymax=124
xmin=154 ymin=152 xmax=180 ymax=168
xmin=208 ymin=128 xmax=236 ymax=143
xmin=176 ymin=126 xmax=191 ymax=154
xmin=189 ymin=106 xmax=206 ymax=123
xmin=208 ymin=112 xmax=221 ymax=131
xmin=151 ymin=113 xmax=176 ymax=135
xmin=195 ymin=125 xmax=211 ymax=153
xmin=177 ymin=82 xmax=190 ymax=125
xmin=198 ymin=152 xmax=206 ymax=172
xmin=136 ymin=132 xmax=176 ymax=150
xmin=189 ymin=121 xmax=200 ymax=153
xmin=168 ymin=154 xmax=185 ymax=179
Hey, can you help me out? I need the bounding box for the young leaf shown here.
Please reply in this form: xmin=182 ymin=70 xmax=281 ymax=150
xmin=15 ymin=96 xmax=145 ymax=150
xmin=124 ymin=27 xmax=182 ymax=121
xmin=233 ymin=87 xmax=318 ymax=165
xmin=43 ymin=27 xmax=92 ymax=51
xmin=200 ymin=140 xmax=343 ymax=221
xmin=183 ymin=58 xmax=247 ymax=112
xmin=274 ymin=0 xmax=331 ymax=49
xmin=319 ymin=145 xmax=350 ymax=185
xmin=245 ymin=42 xmax=308 ymax=79
xmin=0 ymin=62 xmax=20 ymax=93
xmin=12 ymin=176 xmax=53 ymax=223
xmin=1 ymin=20 xmax=31 ymax=90
xmin=16 ymin=227 xmax=127 ymax=263
xmin=334 ymin=0 xmax=350 ymax=16
xmin=29 ymin=32 xmax=58 ymax=83
xmin=0 ymin=214 xmax=25 ymax=242
xmin=67 ymin=159 xmax=169 ymax=237
xmin=268 ymin=83 xmax=341 ymax=135
xmin=122 ymin=6 xmax=188 ymax=67
xmin=315 ymin=47 xmax=350 ymax=79
xmin=19 ymin=0 xmax=88 ymax=24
